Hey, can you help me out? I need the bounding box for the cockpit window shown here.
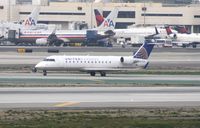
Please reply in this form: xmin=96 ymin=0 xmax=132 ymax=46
xmin=43 ymin=58 xmax=55 ymax=62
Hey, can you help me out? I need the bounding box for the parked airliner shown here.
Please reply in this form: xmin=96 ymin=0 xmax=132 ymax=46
xmin=165 ymin=26 xmax=200 ymax=48
xmin=94 ymin=9 xmax=167 ymax=45
xmin=33 ymin=39 xmax=155 ymax=76
xmin=0 ymin=7 xmax=47 ymax=30
xmin=16 ymin=8 xmax=117 ymax=46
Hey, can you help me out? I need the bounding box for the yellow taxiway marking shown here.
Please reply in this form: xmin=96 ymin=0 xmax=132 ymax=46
xmin=90 ymin=79 xmax=104 ymax=84
xmin=54 ymin=102 xmax=79 ymax=107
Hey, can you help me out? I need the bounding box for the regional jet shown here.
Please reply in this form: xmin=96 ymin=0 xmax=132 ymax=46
xmin=33 ymin=39 xmax=155 ymax=76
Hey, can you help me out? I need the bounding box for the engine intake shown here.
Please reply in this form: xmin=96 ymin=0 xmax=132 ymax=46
xmin=120 ymin=57 xmax=134 ymax=64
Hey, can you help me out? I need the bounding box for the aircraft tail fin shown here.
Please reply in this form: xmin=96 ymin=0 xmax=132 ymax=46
xmin=174 ymin=25 xmax=189 ymax=34
xmin=94 ymin=9 xmax=104 ymax=27
xmin=133 ymin=40 xmax=155 ymax=60
xmin=22 ymin=7 xmax=40 ymax=28
xmin=165 ymin=25 xmax=173 ymax=35
xmin=95 ymin=8 xmax=118 ymax=30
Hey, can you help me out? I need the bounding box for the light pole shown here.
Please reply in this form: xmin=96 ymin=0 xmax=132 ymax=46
xmin=142 ymin=2 xmax=146 ymax=26
xmin=90 ymin=2 xmax=93 ymax=29
xmin=8 ymin=0 xmax=10 ymax=22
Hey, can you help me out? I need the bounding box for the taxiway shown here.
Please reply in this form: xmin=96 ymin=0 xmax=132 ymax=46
xmin=0 ymin=87 xmax=200 ymax=109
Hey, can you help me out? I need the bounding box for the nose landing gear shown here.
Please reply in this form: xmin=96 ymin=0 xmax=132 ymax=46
xmin=32 ymin=68 xmax=37 ymax=73
xmin=43 ymin=70 xmax=47 ymax=76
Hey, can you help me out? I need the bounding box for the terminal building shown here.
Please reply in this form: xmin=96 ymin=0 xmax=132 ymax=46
xmin=0 ymin=0 xmax=200 ymax=33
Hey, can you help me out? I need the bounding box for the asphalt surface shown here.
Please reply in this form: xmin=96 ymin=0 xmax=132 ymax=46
xmin=0 ymin=87 xmax=200 ymax=109
xmin=0 ymin=46 xmax=200 ymax=109
xmin=0 ymin=46 xmax=200 ymax=52
xmin=0 ymin=73 xmax=200 ymax=86
xmin=0 ymin=50 xmax=200 ymax=70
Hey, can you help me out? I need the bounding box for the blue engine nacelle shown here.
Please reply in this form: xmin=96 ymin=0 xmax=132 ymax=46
xmin=86 ymin=30 xmax=98 ymax=40
xmin=86 ymin=30 xmax=98 ymax=45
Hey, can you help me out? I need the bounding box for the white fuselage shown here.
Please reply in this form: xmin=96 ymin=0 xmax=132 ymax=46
xmin=170 ymin=33 xmax=200 ymax=43
xmin=113 ymin=27 xmax=167 ymax=38
xmin=35 ymin=55 xmax=148 ymax=71
xmin=20 ymin=29 xmax=86 ymax=43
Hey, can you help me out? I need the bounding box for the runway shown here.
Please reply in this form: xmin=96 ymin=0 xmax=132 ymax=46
xmin=0 ymin=87 xmax=200 ymax=109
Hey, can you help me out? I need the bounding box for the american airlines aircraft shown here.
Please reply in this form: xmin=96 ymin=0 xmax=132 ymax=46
xmin=16 ymin=8 xmax=117 ymax=46
xmin=33 ymin=39 xmax=155 ymax=76
xmin=94 ymin=9 xmax=167 ymax=45
xmin=0 ymin=7 xmax=47 ymax=30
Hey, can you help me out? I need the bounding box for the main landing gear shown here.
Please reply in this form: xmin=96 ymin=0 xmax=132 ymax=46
xmin=43 ymin=70 xmax=47 ymax=76
xmin=32 ymin=68 xmax=37 ymax=73
xmin=90 ymin=72 xmax=96 ymax=76
xmin=90 ymin=71 xmax=106 ymax=77
xmin=31 ymin=68 xmax=47 ymax=76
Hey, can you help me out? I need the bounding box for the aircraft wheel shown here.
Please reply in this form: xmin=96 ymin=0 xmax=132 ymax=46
xmin=32 ymin=68 xmax=37 ymax=73
xmin=182 ymin=44 xmax=186 ymax=48
xmin=90 ymin=72 xmax=96 ymax=76
xmin=43 ymin=70 xmax=47 ymax=76
xmin=100 ymin=72 xmax=106 ymax=77
xmin=192 ymin=44 xmax=197 ymax=48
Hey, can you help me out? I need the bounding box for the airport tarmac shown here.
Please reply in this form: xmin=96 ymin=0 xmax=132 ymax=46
xmin=0 ymin=46 xmax=200 ymax=53
xmin=0 ymin=73 xmax=200 ymax=86
xmin=0 ymin=49 xmax=200 ymax=70
xmin=0 ymin=87 xmax=200 ymax=109
xmin=0 ymin=47 xmax=199 ymax=109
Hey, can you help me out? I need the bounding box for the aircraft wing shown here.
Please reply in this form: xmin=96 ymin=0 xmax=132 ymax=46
xmin=58 ymin=37 xmax=70 ymax=42
xmin=81 ymin=67 xmax=142 ymax=72
xmin=81 ymin=68 xmax=120 ymax=72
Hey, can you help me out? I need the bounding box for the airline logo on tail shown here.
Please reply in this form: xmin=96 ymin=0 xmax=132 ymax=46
xmin=94 ymin=9 xmax=118 ymax=29
xmin=103 ymin=19 xmax=115 ymax=27
xmin=24 ymin=17 xmax=36 ymax=26
xmin=94 ymin=9 xmax=104 ymax=26
xmin=133 ymin=40 xmax=155 ymax=59
xmin=22 ymin=7 xmax=40 ymax=27
xmin=134 ymin=47 xmax=148 ymax=59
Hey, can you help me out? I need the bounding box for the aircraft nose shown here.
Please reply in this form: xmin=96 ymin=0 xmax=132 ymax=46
xmin=35 ymin=62 xmax=45 ymax=69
